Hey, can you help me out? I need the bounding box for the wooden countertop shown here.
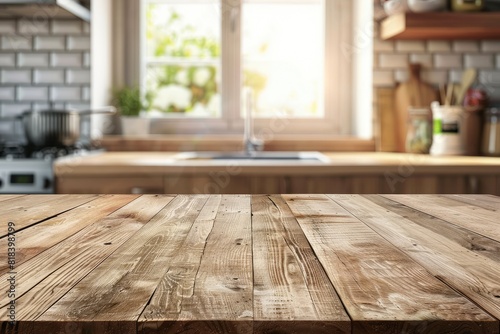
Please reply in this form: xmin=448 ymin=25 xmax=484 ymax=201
xmin=1 ymin=194 xmax=500 ymax=333
xmin=54 ymin=152 xmax=500 ymax=176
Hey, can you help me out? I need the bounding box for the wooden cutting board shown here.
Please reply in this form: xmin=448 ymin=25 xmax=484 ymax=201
xmin=394 ymin=63 xmax=438 ymax=152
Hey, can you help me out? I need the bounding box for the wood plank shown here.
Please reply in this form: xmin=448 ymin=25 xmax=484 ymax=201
xmin=0 ymin=194 xmax=97 ymax=236
xmin=0 ymin=195 xmax=138 ymax=275
xmin=384 ymin=195 xmax=500 ymax=242
xmin=331 ymin=194 xmax=500 ymax=329
xmin=0 ymin=195 xmax=24 ymax=202
xmin=39 ymin=195 xmax=210 ymax=326
xmin=375 ymin=87 xmax=398 ymax=152
xmin=443 ymin=194 xmax=500 ymax=211
xmin=251 ymin=195 xmax=350 ymax=334
xmin=283 ymin=194 xmax=496 ymax=334
xmin=0 ymin=196 xmax=171 ymax=321
xmin=138 ymin=195 xmax=253 ymax=334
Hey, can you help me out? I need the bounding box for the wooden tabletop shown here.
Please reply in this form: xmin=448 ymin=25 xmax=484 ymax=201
xmin=1 ymin=194 xmax=500 ymax=334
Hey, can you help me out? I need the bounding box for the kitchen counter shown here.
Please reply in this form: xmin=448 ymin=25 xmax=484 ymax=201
xmin=54 ymin=152 xmax=500 ymax=176
xmin=0 ymin=194 xmax=499 ymax=333
xmin=53 ymin=152 xmax=500 ymax=194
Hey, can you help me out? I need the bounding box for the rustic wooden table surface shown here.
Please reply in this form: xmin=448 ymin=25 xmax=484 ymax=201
xmin=0 ymin=194 xmax=499 ymax=334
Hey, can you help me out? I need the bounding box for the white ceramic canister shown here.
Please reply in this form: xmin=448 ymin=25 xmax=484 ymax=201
xmin=430 ymin=103 xmax=466 ymax=156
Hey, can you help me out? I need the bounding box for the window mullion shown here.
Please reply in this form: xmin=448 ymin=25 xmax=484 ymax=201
xmin=221 ymin=0 xmax=242 ymax=130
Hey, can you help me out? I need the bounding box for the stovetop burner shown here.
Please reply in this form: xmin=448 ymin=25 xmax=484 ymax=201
xmin=0 ymin=142 xmax=101 ymax=160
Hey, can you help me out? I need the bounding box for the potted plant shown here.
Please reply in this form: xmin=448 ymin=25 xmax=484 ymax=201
xmin=112 ymin=87 xmax=150 ymax=136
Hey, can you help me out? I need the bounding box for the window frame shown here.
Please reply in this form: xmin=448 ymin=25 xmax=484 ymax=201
xmin=140 ymin=0 xmax=355 ymax=136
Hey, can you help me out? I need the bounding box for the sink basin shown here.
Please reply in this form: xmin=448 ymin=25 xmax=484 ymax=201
xmin=173 ymin=151 xmax=329 ymax=162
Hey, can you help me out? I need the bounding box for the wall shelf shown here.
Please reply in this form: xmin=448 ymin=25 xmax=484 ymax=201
xmin=381 ymin=12 xmax=500 ymax=40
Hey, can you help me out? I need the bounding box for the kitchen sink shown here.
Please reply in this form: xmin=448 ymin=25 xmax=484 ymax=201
xmin=173 ymin=151 xmax=330 ymax=163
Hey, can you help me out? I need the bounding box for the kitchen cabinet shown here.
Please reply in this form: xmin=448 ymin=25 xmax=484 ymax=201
xmin=57 ymin=176 xmax=164 ymax=194
xmin=381 ymin=12 xmax=500 ymax=40
xmin=54 ymin=152 xmax=500 ymax=195
xmin=57 ymin=173 xmax=500 ymax=195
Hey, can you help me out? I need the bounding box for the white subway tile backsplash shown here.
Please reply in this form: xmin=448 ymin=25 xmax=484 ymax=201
xmin=34 ymin=69 xmax=65 ymax=84
xmin=373 ymin=70 xmax=394 ymax=86
xmin=379 ymin=54 xmax=408 ymax=69
xmin=373 ymin=39 xmax=394 ymax=52
xmin=65 ymin=103 xmax=91 ymax=110
xmin=18 ymin=19 xmax=50 ymax=35
xmin=449 ymin=70 xmax=464 ymax=83
xmin=396 ymin=41 xmax=426 ymax=52
xmin=82 ymin=86 xmax=91 ymax=101
xmin=83 ymin=23 xmax=91 ymax=34
xmin=66 ymin=69 xmax=90 ymax=84
xmin=421 ymin=70 xmax=448 ymax=85
xmin=17 ymin=53 xmax=49 ymax=67
xmin=0 ymin=87 xmax=15 ymax=101
xmin=427 ymin=41 xmax=451 ymax=52
xmin=452 ymin=41 xmax=480 ymax=52
xmin=17 ymin=87 xmax=49 ymax=101
xmin=1 ymin=69 xmax=32 ymax=84
xmin=34 ymin=36 xmax=66 ymax=50
xmin=482 ymin=41 xmax=500 ymax=52
xmin=83 ymin=52 xmax=91 ymax=67
xmin=1 ymin=103 xmax=31 ymax=117
xmin=0 ymin=21 xmax=16 ymax=34
xmin=50 ymin=53 xmax=82 ymax=67
xmin=464 ymin=54 xmax=495 ymax=69
xmin=409 ymin=54 xmax=433 ymax=68
xmin=479 ymin=71 xmax=500 ymax=86
xmin=51 ymin=20 xmax=82 ymax=34
xmin=67 ymin=36 xmax=90 ymax=51
xmin=434 ymin=54 xmax=463 ymax=69
xmin=50 ymin=87 xmax=82 ymax=101
xmin=32 ymin=102 xmax=65 ymax=111
xmin=395 ymin=70 xmax=409 ymax=83
xmin=0 ymin=53 xmax=16 ymax=67
xmin=1 ymin=36 xmax=32 ymax=50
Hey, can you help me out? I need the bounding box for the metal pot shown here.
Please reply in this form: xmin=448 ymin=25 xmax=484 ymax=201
xmin=18 ymin=106 xmax=115 ymax=147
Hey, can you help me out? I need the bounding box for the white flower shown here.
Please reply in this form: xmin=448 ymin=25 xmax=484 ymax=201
xmin=153 ymin=84 xmax=192 ymax=111
xmin=175 ymin=70 xmax=189 ymax=86
xmin=207 ymin=93 xmax=221 ymax=116
xmin=193 ymin=67 xmax=211 ymax=87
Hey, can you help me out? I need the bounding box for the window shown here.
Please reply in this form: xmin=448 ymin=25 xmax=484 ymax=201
xmin=141 ymin=0 xmax=358 ymax=135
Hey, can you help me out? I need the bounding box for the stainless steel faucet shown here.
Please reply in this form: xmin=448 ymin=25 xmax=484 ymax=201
xmin=243 ymin=88 xmax=264 ymax=155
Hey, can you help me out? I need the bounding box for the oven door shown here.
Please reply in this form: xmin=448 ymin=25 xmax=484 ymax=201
xmin=0 ymin=160 xmax=54 ymax=194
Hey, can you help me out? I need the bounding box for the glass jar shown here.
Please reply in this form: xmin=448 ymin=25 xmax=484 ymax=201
xmin=481 ymin=108 xmax=500 ymax=157
xmin=406 ymin=107 xmax=432 ymax=154
xmin=451 ymin=0 xmax=485 ymax=12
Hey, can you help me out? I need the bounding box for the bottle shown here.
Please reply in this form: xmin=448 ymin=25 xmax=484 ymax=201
xmin=481 ymin=108 xmax=500 ymax=157
xmin=406 ymin=107 xmax=432 ymax=154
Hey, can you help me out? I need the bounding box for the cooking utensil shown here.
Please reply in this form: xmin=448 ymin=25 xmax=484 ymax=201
xmin=394 ymin=63 xmax=438 ymax=152
xmin=408 ymin=0 xmax=447 ymax=12
xmin=455 ymin=68 xmax=477 ymax=105
xmin=3 ymin=106 xmax=115 ymax=147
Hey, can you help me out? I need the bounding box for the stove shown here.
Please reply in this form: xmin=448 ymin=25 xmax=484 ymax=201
xmin=0 ymin=142 xmax=99 ymax=194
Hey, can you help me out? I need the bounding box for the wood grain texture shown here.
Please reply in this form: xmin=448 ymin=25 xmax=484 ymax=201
xmin=384 ymin=195 xmax=500 ymax=242
xmin=39 ymin=195 xmax=204 ymax=322
xmin=0 ymin=195 xmax=170 ymax=324
xmin=0 ymin=194 xmax=96 ymax=236
xmin=251 ymin=195 xmax=350 ymax=334
xmin=284 ymin=194 xmax=496 ymax=333
xmin=381 ymin=12 xmax=500 ymax=40
xmin=138 ymin=195 xmax=253 ymax=334
xmin=0 ymin=194 xmax=499 ymax=333
xmin=375 ymin=87 xmax=398 ymax=152
xmin=0 ymin=195 xmax=137 ymax=275
xmin=332 ymin=194 xmax=499 ymax=330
